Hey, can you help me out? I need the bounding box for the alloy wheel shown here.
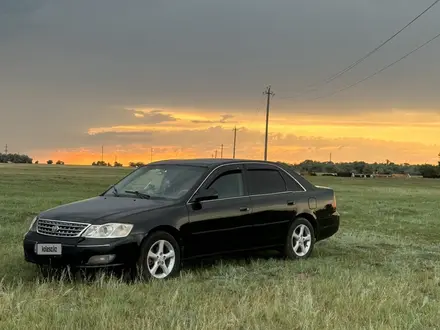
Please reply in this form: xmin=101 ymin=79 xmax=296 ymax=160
xmin=146 ymin=239 xmax=176 ymax=279
xmin=291 ymin=224 xmax=312 ymax=257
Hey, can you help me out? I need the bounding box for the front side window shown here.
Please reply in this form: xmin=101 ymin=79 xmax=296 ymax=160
xmin=107 ymin=165 xmax=207 ymax=200
xmin=207 ymin=170 xmax=244 ymax=199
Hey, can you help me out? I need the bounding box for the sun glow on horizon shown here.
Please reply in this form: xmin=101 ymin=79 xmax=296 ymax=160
xmin=31 ymin=108 xmax=440 ymax=166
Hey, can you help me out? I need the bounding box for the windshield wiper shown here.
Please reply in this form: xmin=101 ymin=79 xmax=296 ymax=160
xmin=124 ymin=190 xmax=151 ymax=199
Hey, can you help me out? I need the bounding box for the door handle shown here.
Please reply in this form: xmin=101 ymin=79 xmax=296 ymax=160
xmin=239 ymin=207 xmax=250 ymax=212
xmin=287 ymin=201 xmax=295 ymax=206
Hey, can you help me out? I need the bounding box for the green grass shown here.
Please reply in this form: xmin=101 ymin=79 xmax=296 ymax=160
xmin=1 ymin=164 xmax=440 ymax=329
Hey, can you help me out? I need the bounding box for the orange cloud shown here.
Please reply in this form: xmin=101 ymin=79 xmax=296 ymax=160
xmin=32 ymin=108 xmax=440 ymax=165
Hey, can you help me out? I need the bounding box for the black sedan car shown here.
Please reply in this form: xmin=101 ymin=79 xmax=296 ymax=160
xmin=23 ymin=159 xmax=340 ymax=280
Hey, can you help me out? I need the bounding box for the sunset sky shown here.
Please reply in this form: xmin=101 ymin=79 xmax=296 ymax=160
xmin=1 ymin=0 xmax=440 ymax=165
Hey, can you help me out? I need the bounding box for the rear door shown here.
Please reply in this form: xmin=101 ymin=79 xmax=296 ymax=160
xmin=244 ymin=163 xmax=304 ymax=247
xmin=185 ymin=164 xmax=254 ymax=257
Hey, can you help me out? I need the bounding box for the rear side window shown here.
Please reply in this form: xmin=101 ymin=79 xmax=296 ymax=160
xmin=280 ymin=171 xmax=305 ymax=192
xmin=246 ymin=169 xmax=287 ymax=195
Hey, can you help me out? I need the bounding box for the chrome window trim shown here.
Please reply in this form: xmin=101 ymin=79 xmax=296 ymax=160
xmin=197 ymin=191 xmax=300 ymax=205
xmin=186 ymin=161 xmax=307 ymax=204
xmin=36 ymin=218 xmax=91 ymax=238
xmin=195 ymin=195 xmax=249 ymax=204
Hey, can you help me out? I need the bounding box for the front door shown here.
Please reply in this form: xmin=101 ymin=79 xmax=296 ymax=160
xmin=185 ymin=164 xmax=254 ymax=258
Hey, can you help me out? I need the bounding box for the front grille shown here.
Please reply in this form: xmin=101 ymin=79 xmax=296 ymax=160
xmin=37 ymin=218 xmax=90 ymax=237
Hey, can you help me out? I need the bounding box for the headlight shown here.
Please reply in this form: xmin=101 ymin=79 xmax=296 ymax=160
xmin=81 ymin=223 xmax=133 ymax=238
xmin=28 ymin=216 xmax=38 ymax=232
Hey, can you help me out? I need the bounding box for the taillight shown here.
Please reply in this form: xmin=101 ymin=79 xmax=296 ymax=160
xmin=332 ymin=193 xmax=337 ymax=209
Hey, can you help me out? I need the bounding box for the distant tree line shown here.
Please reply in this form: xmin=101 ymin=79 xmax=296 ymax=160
xmin=92 ymin=160 xmax=112 ymax=167
xmin=46 ymin=160 xmax=65 ymax=165
xmin=128 ymin=161 xmax=145 ymax=168
xmin=2 ymin=152 xmax=440 ymax=178
xmin=90 ymin=161 xmax=144 ymax=167
xmin=93 ymin=158 xmax=440 ymax=178
xmin=278 ymin=160 xmax=440 ymax=179
xmin=0 ymin=153 xmax=32 ymax=164
xmin=92 ymin=161 xmax=124 ymax=167
xmin=0 ymin=154 xmax=66 ymax=165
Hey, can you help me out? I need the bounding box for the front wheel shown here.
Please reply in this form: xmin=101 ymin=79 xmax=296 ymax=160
xmin=136 ymin=231 xmax=181 ymax=280
xmin=284 ymin=217 xmax=315 ymax=259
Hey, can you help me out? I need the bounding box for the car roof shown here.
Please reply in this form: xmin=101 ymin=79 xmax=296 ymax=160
xmin=150 ymin=158 xmax=279 ymax=167
xmin=148 ymin=158 xmax=316 ymax=190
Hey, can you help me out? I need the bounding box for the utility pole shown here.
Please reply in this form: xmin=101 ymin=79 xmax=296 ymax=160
xmin=214 ymin=150 xmax=218 ymax=158
xmin=263 ymin=85 xmax=275 ymax=161
xmin=4 ymin=144 xmax=8 ymax=154
xmin=232 ymin=126 xmax=237 ymax=159
xmin=220 ymin=144 xmax=223 ymax=158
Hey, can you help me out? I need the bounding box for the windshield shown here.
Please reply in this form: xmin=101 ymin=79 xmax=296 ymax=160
xmin=106 ymin=164 xmax=207 ymax=200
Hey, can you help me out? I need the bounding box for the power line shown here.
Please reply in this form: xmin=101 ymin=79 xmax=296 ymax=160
xmin=282 ymin=0 xmax=440 ymax=99
xmin=263 ymin=86 xmax=275 ymax=161
xmin=310 ymin=31 xmax=440 ymax=101
xmin=323 ymin=0 xmax=440 ymax=82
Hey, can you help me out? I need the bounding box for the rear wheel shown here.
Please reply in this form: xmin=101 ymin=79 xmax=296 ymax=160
xmin=136 ymin=231 xmax=181 ymax=280
xmin=284 ymin=217 xmax=315 ymax=259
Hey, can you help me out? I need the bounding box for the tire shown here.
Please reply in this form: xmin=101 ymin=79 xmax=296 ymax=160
xmin=136 ymin=231 xmax=181 ymax=280
xmin=284 ymin=217 xmax=315 ymax=259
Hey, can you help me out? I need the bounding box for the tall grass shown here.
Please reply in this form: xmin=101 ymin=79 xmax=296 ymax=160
xmin=1 ymin=165 xmax=439 ymax=329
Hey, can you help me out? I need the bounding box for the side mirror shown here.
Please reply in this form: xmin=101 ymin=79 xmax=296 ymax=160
xmin=194 ymin=187 xmax=219 ymax=202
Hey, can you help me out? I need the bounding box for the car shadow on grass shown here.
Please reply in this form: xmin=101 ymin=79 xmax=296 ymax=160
xmin=7 ymin=239 xmax=402 ymax=285
xmin=15 ymin=247 xmax=333 ymax=285
xmin=5 ymin=249 xmax=291 ymax=285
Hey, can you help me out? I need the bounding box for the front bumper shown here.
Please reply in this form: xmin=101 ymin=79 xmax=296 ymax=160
xmin=23 ymin=231 xmax=142 ymax=268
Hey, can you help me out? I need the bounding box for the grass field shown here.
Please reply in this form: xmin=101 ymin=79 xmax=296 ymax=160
xmin=1 ymin=164 xmax=440 ymax=329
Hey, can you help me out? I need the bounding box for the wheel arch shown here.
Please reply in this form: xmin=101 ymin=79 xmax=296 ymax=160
xmin=139 ymin=225 xmax=184 ymax=254
xmin=294 ymin=212 xmax=319 ymax=238
xmin=143 ymin=225 xmax=182 ymax=243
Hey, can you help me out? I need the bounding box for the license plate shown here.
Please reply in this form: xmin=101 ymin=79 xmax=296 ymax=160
xmin=35 ymin=243 xmax=62 ymax=256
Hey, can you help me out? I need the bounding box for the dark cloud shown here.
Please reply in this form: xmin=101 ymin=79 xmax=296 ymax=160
xmin=0 ymin=0 xmax=45 ymax=15
xmin=0 ymin=0 xmax=48 ymax=39
xmin=1 ymin=0 xmax=440 ymax=153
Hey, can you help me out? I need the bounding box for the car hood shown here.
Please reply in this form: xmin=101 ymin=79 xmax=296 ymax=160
xmin=38 ymin=196 xmax=175 ymax=223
